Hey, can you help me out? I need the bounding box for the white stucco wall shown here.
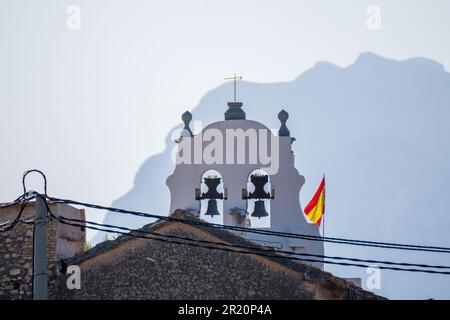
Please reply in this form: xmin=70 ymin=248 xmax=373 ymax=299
xmin=166 ymin=119 xmax=324 ymax=268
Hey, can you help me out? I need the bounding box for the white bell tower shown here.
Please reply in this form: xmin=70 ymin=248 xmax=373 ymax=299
xmin=166 ymin=99 xmax=324 ymax=268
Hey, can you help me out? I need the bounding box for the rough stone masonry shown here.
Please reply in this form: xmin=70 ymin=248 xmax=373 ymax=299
xmin=0 ymin=202 xmax=85 ymax=300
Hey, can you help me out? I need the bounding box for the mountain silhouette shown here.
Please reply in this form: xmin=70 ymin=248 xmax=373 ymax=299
xmin=94 ymin=52 xmax=450 ymax=299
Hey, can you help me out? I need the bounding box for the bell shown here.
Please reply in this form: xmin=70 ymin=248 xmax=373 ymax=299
xmin=251 ymin=200 xmax=269 ymax=218
xmin=205 ymin=199 xmax=220 ymax=217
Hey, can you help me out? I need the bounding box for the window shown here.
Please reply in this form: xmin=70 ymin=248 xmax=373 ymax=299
xmin=199 ymin=169 xmax=224 ymax=224
xmin=246 ymin=169 xmax=272 ymax=228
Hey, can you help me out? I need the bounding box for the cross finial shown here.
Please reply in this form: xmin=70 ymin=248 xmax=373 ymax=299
xmin=224 ymin=74 xmax=243 ymax=102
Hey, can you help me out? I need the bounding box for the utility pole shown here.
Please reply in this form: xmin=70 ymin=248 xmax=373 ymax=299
xmin=33 ymin=195 xmax=48 ymax=300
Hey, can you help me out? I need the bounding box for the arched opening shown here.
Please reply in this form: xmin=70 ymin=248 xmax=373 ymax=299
xmin=246 ymin=168 xmax=272 ymax=228
xmin=199 ymin=169 xmax=225 ymax=224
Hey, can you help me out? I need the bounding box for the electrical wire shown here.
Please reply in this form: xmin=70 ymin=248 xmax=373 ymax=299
xmin=1 ymin=169 xmax=47 ymax=232
xmin=47 ymin=195 xmax=450 ymax=254
xmin=14 ymin=169 xmax=450 ymax=254
xmin=0 ymin=196 xmax=34 ymax=233
xmin=4 ymin=190 xmax=450 ymax=275
xmin=55 ymin=214 xmax=450 ymax=271
xmin=22 ymin=169 xmax=47 ymax=196
xmin=52 ymin=213 xmax=450 ymax=276
xmin=39 ymin=195 xmax=450 ymax=276
xmin=3 ymin=169 xmax=450 ymax=277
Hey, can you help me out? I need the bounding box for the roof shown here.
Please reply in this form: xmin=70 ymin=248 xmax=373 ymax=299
xmin=63 ymin=209 xmax=384 ymax=299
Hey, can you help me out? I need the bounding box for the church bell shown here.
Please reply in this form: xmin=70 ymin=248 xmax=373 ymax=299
xmin=251 ymin=200 xmax=269 ymax=218
xmin=205 ymin=199 xmax=220 ymax=217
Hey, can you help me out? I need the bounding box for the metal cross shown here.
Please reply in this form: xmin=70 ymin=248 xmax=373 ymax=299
xmin=224 ymin=74 xmax=243 ymax=102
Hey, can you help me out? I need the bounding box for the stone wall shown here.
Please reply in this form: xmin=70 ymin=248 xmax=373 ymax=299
xmin=0 ymin=222 xmax=37 ymax=299
xmin=0 ymin=202 xmax=85 ymax=300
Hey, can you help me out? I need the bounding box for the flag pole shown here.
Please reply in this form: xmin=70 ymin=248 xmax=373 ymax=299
xmin=322 ymin=174 xmax=326 ymax=238
xmin=322 ymin=214 xmax=325 ymax=237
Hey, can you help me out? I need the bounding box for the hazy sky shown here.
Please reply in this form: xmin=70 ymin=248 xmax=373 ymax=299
xmin=2 ymin=0 xmax=449 ymax=205
xmin=1 ymin=0 xmax=450 ymax=291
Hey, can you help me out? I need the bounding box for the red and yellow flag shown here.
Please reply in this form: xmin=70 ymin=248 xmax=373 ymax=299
xmin=304 ymin=176 xmax=326 ymax=226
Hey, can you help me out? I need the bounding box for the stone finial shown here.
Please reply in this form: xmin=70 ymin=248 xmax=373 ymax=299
xmin=278 ymin=109 xmax=290 ymax=137
xmin=181 ymin=111 xmax=193 ymax=137
xmin=225 ymin=102 xmax=246 ymax=120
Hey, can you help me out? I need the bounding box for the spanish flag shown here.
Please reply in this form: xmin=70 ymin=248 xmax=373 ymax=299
xmin=304 ymin=176 xmax=326 ymax=226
